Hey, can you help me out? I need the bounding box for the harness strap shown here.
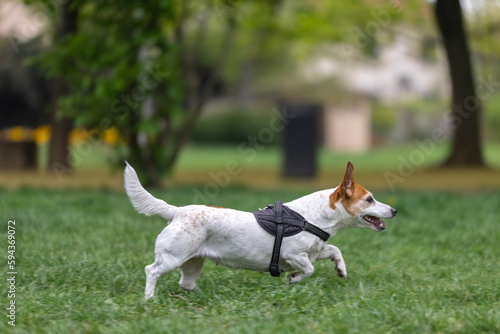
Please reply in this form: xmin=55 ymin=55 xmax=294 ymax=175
xmin=269 ymin=201 xmax=284 ymax=277
xmin=301 ymin=222 xmax=330 ymax=241
xmin=256 ymin=216 xmax=330 ymax=241
xmin=262 ymin=201 xmax=331 ymax=277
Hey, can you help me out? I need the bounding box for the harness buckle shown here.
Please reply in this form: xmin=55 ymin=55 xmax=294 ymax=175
xmin=299 ymin=220 xmax=306 ymax=230
xmin=269 ymin=264 xmax=281 ymax=277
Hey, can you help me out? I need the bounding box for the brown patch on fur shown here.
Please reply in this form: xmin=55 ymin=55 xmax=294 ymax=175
xmin=329 ymin=189 xmax=340 ymax=210
xmin=340 ymin=183 xmax=369 ymax=216
xmin=205 ymin=205 xmax=228 ymax=209
xmin=329 ymin=162 xmax=369 ymax=216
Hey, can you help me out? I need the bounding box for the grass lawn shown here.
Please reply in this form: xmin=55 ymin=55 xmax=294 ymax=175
xmin=1 ymin=187 xmax=499 ymax=333
xmin=38 ymin=141 xmax=461 ymax=171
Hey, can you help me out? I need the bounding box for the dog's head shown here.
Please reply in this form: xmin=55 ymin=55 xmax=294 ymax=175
xmin=329 ymin=162 xmax=397 ymax=231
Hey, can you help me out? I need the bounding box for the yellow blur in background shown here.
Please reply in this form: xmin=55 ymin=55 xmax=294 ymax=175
xmin=0 ymin=126 xmax=121 ymax=146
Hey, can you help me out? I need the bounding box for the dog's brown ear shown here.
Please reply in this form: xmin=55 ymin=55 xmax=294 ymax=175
xmin=330 ymin=161 xmax=355 ymax=209
xmin=342 ymin=162 xmax=355 ymax=198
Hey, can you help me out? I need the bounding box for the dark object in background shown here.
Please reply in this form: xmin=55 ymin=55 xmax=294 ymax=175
xmin=0 ymin=141 xmax=37 ymax=169
xmin=434 ymin=0 xmax=484 ymax=166
xmin=0 ymin=37 xmax=51 ymax=130
xmin=0 ymin=38 xmax=50 ymax=170
xmin=282 ymin=102 xmax=321 ymax=178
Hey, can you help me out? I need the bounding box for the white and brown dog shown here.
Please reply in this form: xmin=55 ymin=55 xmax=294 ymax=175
xmin=124 ymin=162 xmax=397 ymax=299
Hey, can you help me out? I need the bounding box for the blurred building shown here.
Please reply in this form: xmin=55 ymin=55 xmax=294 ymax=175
xmin=324 ymin=96 xmax=371 ymax=152
xmin=303 ymin=34 xmax=448 ymax=152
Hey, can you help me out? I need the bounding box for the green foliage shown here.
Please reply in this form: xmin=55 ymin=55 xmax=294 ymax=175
xmin=1 ymin=188 xmax=500 ymax=333
xmin=464 ymin=2 xmax=500 ymax=143
xmin=372 ymin=102 xmax=397 ymax=135
xmin=190 ymin=110 xmax=279 ymax=145
xmin=484 ymin=94 xmax=500 ymax=142
xmin=28 ymin=0 xmax=241 ymax=186
xmin=468 ymin=2 xmax=500 ymax=76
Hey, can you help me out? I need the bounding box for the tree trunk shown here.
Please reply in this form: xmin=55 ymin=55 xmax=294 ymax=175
xmin=48 ymin=1 xmax=78 ymax=172
xmin=48 ymin=107 xmax=73 ymax=172
xmin=435 ymin=0 xmax=484 ymax=167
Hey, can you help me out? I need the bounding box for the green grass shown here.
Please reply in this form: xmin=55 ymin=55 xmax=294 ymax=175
xmin=170 ymin=142 xmax=500 ymax=172
xmin=37 ymin=142 xmax=500 ymax=172
xmin=1 ymin=188 xmax=499 ymax=333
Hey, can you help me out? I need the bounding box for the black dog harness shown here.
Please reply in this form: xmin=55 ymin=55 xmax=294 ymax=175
xmin=253 ymin=201 xmax=330 ymax=277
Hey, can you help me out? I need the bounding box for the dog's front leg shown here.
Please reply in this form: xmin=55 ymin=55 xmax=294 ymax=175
xmin=316 ymin=244 xmax=347 ymax=278
xmin=285 ymin=252 xmax=315 ymax=284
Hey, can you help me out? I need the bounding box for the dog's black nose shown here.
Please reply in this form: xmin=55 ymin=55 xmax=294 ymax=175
xmin=391 ymin=208 xmax=397 ymax=216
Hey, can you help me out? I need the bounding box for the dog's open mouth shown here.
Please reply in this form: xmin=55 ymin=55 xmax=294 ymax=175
xmin=363 ymin=215 xmax=385 ymax=230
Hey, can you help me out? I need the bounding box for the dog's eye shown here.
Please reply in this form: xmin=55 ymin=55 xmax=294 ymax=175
xmin=366 ymin=196 xmax=373 ymax=203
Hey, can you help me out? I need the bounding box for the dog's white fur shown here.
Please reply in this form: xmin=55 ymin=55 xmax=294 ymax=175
xmin=124 ymin=162 xmax=396 ymax=299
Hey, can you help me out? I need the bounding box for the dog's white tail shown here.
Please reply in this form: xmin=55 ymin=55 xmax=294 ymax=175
xmin=124 ymin=162 xmax=178 ymax=221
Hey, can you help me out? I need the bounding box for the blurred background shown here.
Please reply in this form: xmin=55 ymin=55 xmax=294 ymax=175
xmin=1 ymin=0 xmax=499 ymax=193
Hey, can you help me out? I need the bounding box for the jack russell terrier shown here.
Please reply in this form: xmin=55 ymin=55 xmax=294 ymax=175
xmin=124 ymin=162 xmax=397 ymax=299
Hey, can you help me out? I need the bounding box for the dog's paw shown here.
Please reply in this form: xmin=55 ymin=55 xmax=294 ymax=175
xmin=287 ymin=272 xmax=301 ymax=284
xmin=336 ymin=266 xmax=347 ymax=279
xmin=333 ymin=257 xmax=347 ymax=279
xmin=179 ymin=283 xmax=198 ymax=291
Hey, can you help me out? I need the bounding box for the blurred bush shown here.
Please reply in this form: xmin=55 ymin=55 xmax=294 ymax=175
xmin=190 ymin=110 xmax=280 ymax=145
xmin=485 ymin=95 xmax=500 ymax=142
xmin=372 ymin=102 xmax=397 ymax=136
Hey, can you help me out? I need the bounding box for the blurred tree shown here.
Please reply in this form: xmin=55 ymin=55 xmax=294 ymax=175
xmin=435 ymin=0 xmax=484 ymax=166
xmin=47 ymin=0 xmax=78 ymax=174
xmin=35 ymin=0 xmax=240 ymax=186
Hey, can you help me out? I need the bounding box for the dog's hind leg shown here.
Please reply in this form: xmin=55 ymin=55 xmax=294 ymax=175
xmin=179 ymin=257 xmax=205 ymax=290
xmin=144 ymin=253 xmax=184 ymax=300
xmin=285 ymin=252 xmax=315 ymax=284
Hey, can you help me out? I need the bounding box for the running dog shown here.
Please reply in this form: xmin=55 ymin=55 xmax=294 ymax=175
xmin=124 ymin=162 xmax=397 ymax=299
